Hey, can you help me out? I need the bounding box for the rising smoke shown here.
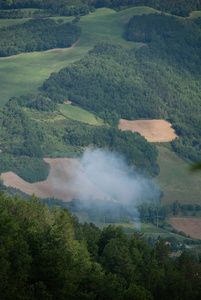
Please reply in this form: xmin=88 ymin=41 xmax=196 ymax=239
xmin=68 ymin=148 xmax=161 ymax=229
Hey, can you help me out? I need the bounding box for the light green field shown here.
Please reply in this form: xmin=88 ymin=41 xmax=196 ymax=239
xmin=189 ymin=11 xmax=201 ymax=18
xmin=0 ymin=6 xmax=157 ymax=106
xmin=155 ymin=146 xmax=201 ymax=205
xmin=58 ymin=103 xmax=104 ymax=125
xmin=0 ymin=18 xmax=32 ymax=28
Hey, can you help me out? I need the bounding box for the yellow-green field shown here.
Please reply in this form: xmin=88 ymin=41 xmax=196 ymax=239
xmin=0 ymin=6 xmax=157 ymax=106
xmin=189 ymin=11 xmax=201 ymax=18
xmin=58 ymin=103 xmax=103 ymax=125
xmin=155 ymin=146 xmax=201 ymax=205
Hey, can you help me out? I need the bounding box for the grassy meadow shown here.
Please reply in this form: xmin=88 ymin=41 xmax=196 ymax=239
xmin=0 ymin=6 xmax=157 ymax=106
xmin=155 ymin=146 xmax=201 ymax=205
xmin=58 ymin=103 xmax=103 ymax=125
xmin=189 ymin=11 xmax=201 ymax=18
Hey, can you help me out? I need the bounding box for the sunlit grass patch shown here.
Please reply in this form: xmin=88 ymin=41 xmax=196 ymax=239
xmin=156 ymin=146 xmax=201 ymax=205
xmin=58 ymin=103 xmax=103 ymax=125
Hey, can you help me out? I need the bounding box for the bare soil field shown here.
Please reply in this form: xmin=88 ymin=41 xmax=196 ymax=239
xmin=1 ymin=158 xmax=111 ymax=202
xmin=119 ymin=119 xmax=178 ymax=142
xmin=170 ymin=218 xmax=201 ymax=239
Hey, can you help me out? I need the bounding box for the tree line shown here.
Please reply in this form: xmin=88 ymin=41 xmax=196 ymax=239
xmin=1 ymin=0 xmax=201 ymax=17
xmin=0 ymin=18 xmax=81 ymax=56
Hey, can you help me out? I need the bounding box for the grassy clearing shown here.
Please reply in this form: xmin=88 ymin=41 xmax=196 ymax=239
xmin=58 ymin=103 xmax=104 ymax=125
xmin=155 ymin=146 xmax=201 ymax=205
xmin=0 ymin=6 xmax=157 ymax=106
xmin=189 ymin=11 xmax=201 ymax=18
xmin=0 ymin=18 xmax=32 ymax=28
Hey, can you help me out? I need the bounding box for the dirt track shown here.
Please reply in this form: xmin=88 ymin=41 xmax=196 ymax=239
xmin=1 ymin=158 xmax=111 ymax=202
xmin=170 ymin=218 xmax=201 ymax=239
xmin=119 ymin=119 xmax=178 ymax=142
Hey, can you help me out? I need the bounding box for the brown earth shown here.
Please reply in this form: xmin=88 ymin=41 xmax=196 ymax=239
xmin=1 ymin=158 xmax=111 ymax=202
xmin=119 ymin=119 xmax=178 ymax=142
xmin=170 ymin=218 xmax=201 ymax=239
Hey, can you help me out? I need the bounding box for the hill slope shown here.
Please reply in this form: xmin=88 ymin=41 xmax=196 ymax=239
xmin=0 ymin=7 xmax=157 ymax=105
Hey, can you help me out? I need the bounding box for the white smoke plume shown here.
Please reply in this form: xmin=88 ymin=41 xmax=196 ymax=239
xmin=50 ymin=148 xmax=160 ymax=228
xmin=80 ymin=148 xmax=157 ymax=205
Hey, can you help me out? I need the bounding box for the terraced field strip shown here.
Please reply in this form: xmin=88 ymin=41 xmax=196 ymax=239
xmin=58 ymin=103 xmax=103 ymax=125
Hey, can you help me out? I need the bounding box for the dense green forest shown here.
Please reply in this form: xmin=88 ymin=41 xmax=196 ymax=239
xmin=1 ymin=192 xmax=201 ymax=299
xmin=0 ymin=0 xmax=201 ymax=17
xmin=0 ymin=18 xmax=81 ymax=56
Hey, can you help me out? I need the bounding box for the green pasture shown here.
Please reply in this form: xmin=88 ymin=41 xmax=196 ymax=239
xmin=189 ymin=11 xmax=201 ymax=18
xmin=58 ymin=103 xmax=103 ymax=125
xmin=0 ymin=6 xmax=157 ymax=106
xmin=0 ymin=18 xmax=31 ymax=28
xmin=155 ymin=146 xmax=201 ymax=205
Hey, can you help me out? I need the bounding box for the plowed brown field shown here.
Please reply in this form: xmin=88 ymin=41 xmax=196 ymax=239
xmin=119 ymin=119 xmax=178 ymax=142
xmin=1 ymin=158 xmax=111 ymax=202
xmin=170 ymin=218 xmax=201 ymax=239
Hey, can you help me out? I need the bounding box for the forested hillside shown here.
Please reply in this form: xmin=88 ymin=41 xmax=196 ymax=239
xmin=1 ymin=192 xmax=201 ymax=299
xmin=42 ymin=11 xmax=201 ymax=164
xmin=0 ymin=94 xmax=159 ymax=182
xmin=0 ymin=18 xmax=81 ymax=56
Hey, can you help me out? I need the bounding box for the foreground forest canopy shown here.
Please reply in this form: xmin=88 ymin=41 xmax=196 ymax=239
xmin=1 ymin=192 xmax=201 ymax=300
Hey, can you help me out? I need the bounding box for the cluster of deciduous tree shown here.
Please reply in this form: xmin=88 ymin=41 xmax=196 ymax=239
xmin=0 ymin=8 xmax=52 ymax=18
xmin=1 ymin=192 xmax=201 ymax=299
xmin=0 ymin=153 xmax=50 ymax=183
xmin=42 ymin=43 xmax=168 ymax=121
xmin=0 ymin=100 xmax=46 ymax=158
xmin=126 ymin=13 xmax=201 ymax=73
xmin=0 ymin=18 xmax=81 ymax=56
xmin=63 ymin=123 xmax=159 ymax=175
xmin=16 ymin=94 xmax=56 ymax=111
